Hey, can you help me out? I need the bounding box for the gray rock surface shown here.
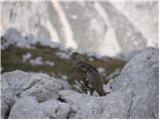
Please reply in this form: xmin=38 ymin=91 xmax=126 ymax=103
xmin=39 ymin=98 xmax=72 ymax=119
xmin=21 ymin=73 xmax=71 ymax=102
xmin=1 ymin=70 xmax=30 ymax=118
xmin=9 ymin=97 xmax=48 ymax=119
xmin=58 ymin=89 xmax=132 ymax=119
xmin=1 ymin=71 xmax=71 ymax=118
xmin=108 ymin=47 xmax=159 ymax=118
xmin=1 ymin=48 xmax=158 ymax=119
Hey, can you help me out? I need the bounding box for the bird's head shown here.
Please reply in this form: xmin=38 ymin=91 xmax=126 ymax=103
xmin=71 ymin=52 xmax=81 ymax=61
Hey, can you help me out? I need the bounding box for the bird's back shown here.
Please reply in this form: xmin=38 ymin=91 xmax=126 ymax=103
xmin=74 ymin=61 xmax=98 ymax=73
xmin=72 ymin=62 xmax=98 ymax=79
xmin=72 ymin=61 xmax=101 ymax=84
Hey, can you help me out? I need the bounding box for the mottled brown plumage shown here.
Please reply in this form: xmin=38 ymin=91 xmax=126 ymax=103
xmin=70 ymin=52 xmax=107 ymax=96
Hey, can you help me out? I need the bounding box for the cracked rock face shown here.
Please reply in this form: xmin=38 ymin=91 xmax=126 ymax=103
xmin=1 ymin=48 xmax=158 ymax=119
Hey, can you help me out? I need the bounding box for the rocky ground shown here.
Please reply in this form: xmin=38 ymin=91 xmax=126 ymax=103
xmin=1 ymin=47 xmax=159 ymax=119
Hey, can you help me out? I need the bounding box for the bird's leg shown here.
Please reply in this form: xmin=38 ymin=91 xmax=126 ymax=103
xmin=77 ymin=80 xmax=88 ymax=94
xmin=89 ymin=88 xmax=94 ymax=96
xmin=84 ymin=80 xmax=94 ymax=96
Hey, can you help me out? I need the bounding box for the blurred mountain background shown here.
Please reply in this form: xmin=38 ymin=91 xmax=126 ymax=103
xmin=1 ymin=0 xmax=158 ymax=56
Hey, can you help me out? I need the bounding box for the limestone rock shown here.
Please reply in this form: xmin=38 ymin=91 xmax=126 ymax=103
xmin=9 ymin=97 xmax=48 ymax=119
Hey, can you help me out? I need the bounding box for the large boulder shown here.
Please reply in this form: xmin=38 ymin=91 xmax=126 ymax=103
xmin=9 ymin=97 xmax=48 ymax=119
xmin=9 ymin=96 xmax=73 ymax=119
xmin=1 ymin=70 xmax=71 ymax=118
xmin=111 ymin=47 xmax=159 ymax=118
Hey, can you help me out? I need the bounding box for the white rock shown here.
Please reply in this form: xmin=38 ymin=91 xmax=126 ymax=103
xmin=1 ymin=70 xmax=31 ymax=118
xmin=56 ymin=51 xmax=70 ymax=59
xmin=29 ymin=57 xmax=44 ymax=65
xmin=1 ymin=70 xmax=71 ymax=118
xmin=21 ymin=73 xmax=63 ymax=102
xmin=97 ymin=67 xmax=106 ymax=74
xmin=61 ymin=75 xmax=68 ymax=80
xmin=109 ymin=47 xmax=159 ymax=118
xmin=40 ymin=99 xmax=72 ymax=119
xmin=58 ymin=89 xmax=132 ymax=119
xmin=9 ymin=97 xmax=48 ymax=119
xmin=45 ymin=60 xmax=55 ymax=67
xmin=22 ymin=52 xmax=32 ymax=62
